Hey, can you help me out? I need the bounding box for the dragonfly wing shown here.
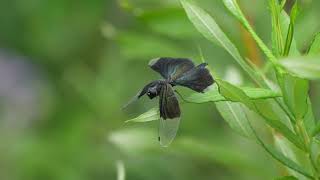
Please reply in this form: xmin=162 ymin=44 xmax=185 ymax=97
xmin=149 ymin=57 xmax=195 ymax=80
xmin=159 ymin=117 xmax=181 ymax=147
xmin=173 ymin=63 xmax=214 ymax=92
xmin=158 ymin=83 xmax=181 ymax=147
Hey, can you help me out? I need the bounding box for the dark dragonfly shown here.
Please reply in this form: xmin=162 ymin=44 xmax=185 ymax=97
xmin=124 ymin=57 xmax=214 ymax=146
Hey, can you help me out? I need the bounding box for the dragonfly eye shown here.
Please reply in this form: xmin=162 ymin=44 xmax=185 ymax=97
xmin=147 ymin=90 xmax=157 ymax=99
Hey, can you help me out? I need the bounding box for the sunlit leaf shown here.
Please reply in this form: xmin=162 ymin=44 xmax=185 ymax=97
xmin=222 ymin=0 xmax=242 ymax=19
xmin=280 ymin=56 xmax=320 ymax=79
xmin=216 ymin=102 xmax=254 ymax=138
xmin=186 ymin=86 xmax=280 ymax=103
xmin=125 ymin=108 xmax=159 ymax=123
xmin=216 ymin=79 xmax=255 ymax=110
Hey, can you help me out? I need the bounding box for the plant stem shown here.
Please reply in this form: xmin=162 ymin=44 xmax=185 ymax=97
xmin=297 ymin=119 xmax=319 ymax=179
xmin=309 ymin=153 xmax=320 ymax=180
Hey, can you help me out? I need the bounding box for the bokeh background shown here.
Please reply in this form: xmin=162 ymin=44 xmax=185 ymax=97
xmin=0 ymin=0 xmax=320 ymax=180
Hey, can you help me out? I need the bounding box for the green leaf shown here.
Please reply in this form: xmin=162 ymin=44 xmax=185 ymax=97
xmin=283 ymin=2 xmax=298 ymax=57
xmin=125 ymin=108 xmax=159 ymax=123
xmin=216 ymin=102 xmax=254 ymax=138
xmin=308 ymin=32 xmax=320 ymax=55
xmin=244 ymin=107 xmax=313 ymax=179
xmin=277 ymin=72 xmax=309 ymax=119
xmin=214 ymin=80 xmax=305 ymax=151
xmin=281 ymin=12 xmax=300 ymax=56
xmin=280 ymin=56 xmax=320 ymax=80
xmin=270 ymin=0 xmax=284 ymax=56
xmin=241 ymin=87 xmax=281 ymax=99
xmin=222 ymin=0 xmax=242 ymax=18
xmin=216 ymin=79 xmax=255 ymax=110
xmin=186 ymin=86 xmax=281 ymax=103
xmin=310 ymin=138 xmax=320 ymax=170
xmin=215 ymin=80 xmax=305 ymax=150
xmin=222 ymin=0 xmax=277 ymax=64
xmin=274 ymin=176 xmax=298 ymax=180
xmin=180 ymin=0 xmax=264 ymax=86
xmin=253 ymin=99 xmax=306 ymax=151
xmin=312 ymin=121 xmax=320 ymax=137
xmin=303 ymin=99 xmax=316 ymax=137
xmin=274 ymin=135 xmax=306 ymax=179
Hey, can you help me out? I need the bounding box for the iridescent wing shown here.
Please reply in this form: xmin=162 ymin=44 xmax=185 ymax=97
xmin=149 ymin=57 xmax=195 ymax=80
xmin=158 ymin=83 xmax=181 ymax=147
xmin=173 ymin=63 xmax=214 ymax=93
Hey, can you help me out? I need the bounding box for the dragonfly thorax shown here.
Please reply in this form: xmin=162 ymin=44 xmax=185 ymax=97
xmin=146 ymin=80 xmax=167 ymax=99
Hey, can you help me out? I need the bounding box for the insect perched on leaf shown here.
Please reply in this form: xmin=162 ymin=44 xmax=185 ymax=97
xmin=123 ymin=57 xmax=214 ymax=147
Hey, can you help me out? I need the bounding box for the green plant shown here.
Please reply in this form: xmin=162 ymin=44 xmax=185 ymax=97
xmin=126 ymin=0 xmax=320 ymax=179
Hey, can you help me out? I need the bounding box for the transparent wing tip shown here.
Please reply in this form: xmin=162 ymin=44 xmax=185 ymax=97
xmin=158 ymin=136 xmax=171 ymax=147
xmin=158 ymin=117 xmax=180 ymax=147
xmin=121 ymin=95 xmax=138 ymax=110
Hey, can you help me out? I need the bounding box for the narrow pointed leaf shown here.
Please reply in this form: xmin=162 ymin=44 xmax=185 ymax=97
xmin=125 ymin=108 xmax=159 ymax=123
xmin=216 ymin=101 xmax=254 ymax=138
xmin=186 ymin=86 xmax=280 ymax=103
xmin=280 ymin=56 xmax=320 ymax=80
xmin=180 ymin=0 xmax=263 ymax=86
xmin=283 ymin=2 xmax=298 ymax=57
xmin=304 ymin=99 xmax=316 ymax=137
xmin=277 ymin=72 xmax=309 ymax=119
xmin=216 ymin=79 xmax=255 ymax=110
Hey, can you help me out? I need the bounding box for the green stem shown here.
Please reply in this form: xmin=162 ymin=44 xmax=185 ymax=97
xmin=297 ymin=120 xmax=310 ymax=148
xmin=309 ymin=153 xmax=320 ymax=180
xmin=232 ymin=0 xmax=278 ymax=65
xmin=297 ymin=119 xmax=319 ymax=179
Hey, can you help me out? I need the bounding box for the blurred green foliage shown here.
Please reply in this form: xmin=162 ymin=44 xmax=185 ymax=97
xmin=0 ymin=0 xmax=320 ymax=180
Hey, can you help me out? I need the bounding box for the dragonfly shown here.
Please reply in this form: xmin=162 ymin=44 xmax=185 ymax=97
xmin=123 ymin=57 xmax=214 ymax=147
